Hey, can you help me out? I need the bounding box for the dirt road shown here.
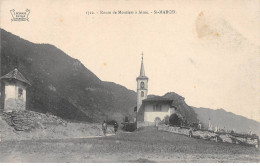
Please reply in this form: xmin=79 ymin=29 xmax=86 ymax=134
xmin=0 ymin=127 xmax=259 ymax=162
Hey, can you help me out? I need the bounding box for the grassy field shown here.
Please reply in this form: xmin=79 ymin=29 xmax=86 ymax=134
xmin=0 ymin=127 xmax=259 ymax=162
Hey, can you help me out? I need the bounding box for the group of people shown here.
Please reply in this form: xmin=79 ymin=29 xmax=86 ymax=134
xmin=102 ymin=120 xmax=119 ymax=136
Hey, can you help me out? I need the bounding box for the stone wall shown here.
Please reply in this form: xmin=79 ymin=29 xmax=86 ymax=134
xmin=158 ymin=124 xmax=259 ymax=148
xmin=158 ymin=124 xmax=190 ymax=135
xmin=137 ymin=121 xmax=155 ymax=128
xmin=2 ymin=110 xmax=67 ymax=131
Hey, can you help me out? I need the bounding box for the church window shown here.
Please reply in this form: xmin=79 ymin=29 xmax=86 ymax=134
xmin=140 ymin=82 xmax=144 ymax=89
xmin=153 ymin=104 xmax=162 ymax=111
xmin=157 ymin=105 xmax=162 ymax=111
xmin=141 ymin=91 xmax=144 ymax=97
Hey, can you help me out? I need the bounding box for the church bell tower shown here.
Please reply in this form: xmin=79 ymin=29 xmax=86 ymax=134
xmin=136 ymin=52 xmax=148 ymax=112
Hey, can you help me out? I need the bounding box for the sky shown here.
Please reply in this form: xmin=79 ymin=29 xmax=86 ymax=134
xmin=1 ymin=0 xmax=260 ymax=122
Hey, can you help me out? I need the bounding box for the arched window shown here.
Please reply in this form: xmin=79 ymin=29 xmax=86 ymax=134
xmin=140 ymin=82 xmax=144 ymax=89
xmin=141 ymin=91 xmax=144 ymax=97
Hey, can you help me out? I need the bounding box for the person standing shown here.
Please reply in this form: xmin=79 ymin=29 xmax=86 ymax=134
xmin=114 ymin=122 xmax=119 ymax=134
xmin=102 ymin=120 xmax=107 ymax=136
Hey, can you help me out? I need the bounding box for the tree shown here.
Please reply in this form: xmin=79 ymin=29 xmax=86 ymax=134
xmin=169 ymin=113 xmax=182 ymax=126
xmin=164 ymin=115 xmax=170 ymax=125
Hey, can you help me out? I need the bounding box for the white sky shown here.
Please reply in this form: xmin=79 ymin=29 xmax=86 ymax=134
xmin=1 ymin=0 xmax=260 ymax=122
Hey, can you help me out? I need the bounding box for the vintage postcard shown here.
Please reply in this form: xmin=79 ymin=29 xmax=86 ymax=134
xmin=0 ymin=0 xmax=259 ymax=163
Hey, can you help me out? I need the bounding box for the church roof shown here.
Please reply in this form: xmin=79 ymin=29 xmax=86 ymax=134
xmin=142 ymin=96 xmax=173 ymax=103
xmin=136 ymin=75 xmax=149 ymax=79
xmin=142 ymin=96 xmax=178 ymax=108
xmin=0 ymin=68 xmax=31 ymax=86
xmin=140 ymin=56 xmax=145 ymax=77
xmin=137 ymin=53 xmax=148 ymax=80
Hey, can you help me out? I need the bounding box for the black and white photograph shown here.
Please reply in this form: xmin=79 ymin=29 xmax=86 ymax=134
xmin=0 ymin=0 xmax=259 ymax=163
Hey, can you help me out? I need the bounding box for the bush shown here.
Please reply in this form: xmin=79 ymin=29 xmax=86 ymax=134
xmin=107 ymin=120 xmax=117 ymax=125
xmin=122 ymin=123 xmax=136 ymax=132
xmin=169 ymin=113 xmax=182 ymax=126
xmin=190 ymin=122 xmax=198 ymax=128
xmin=164 ymin=115 xmax=170 ymax=125
xmin=124 ymin=116 xmax=129 ymax=123
xmin=158 ymin=115 xmax=170 ymax=125
xmin=182 ymin=119 xmax=188 ymax=126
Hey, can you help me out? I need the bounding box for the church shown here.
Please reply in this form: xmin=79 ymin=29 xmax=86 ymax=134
xmin=135 ymin=54 xmax=177 ymax=127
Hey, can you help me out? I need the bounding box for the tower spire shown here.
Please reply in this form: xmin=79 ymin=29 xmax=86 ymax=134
xmin=136 ymin=52 xmax=149 ymax=115
xmin=140 ymin=52 xmax=145 ymax=77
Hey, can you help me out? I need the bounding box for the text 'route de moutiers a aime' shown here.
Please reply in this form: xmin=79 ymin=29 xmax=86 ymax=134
xmin=85 ymin=10 xmax=176 ymax=15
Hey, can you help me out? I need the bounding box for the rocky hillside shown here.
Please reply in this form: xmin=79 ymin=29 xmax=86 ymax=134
xmin=0 ymin=29 xmax=136 ymax=122
xmin=193 ymin=107 xmax=260 ymax=136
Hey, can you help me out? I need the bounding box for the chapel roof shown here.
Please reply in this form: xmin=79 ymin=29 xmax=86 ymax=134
xmin=0 ymin=68 xmax=31 ymax=86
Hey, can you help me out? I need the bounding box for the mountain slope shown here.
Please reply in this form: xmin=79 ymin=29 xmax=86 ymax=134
xmin=193 ymin=107 xmax=260 ymax=136
xmin=0 ymin=29 xmax=136 ymax=122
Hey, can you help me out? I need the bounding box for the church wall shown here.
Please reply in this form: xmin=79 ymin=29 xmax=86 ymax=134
xmin=136 ymin=78 xmax=148 ymax=112
xmin=137 ymin=90 xmax=148 ymax=110
xmin=144 ymin=103 xmax=171 ymax=122
xmin=136 ymin=105 xmax=145 ymax=121
xmin=136 ymin=79 xmax=148 ymax=90
xmin=144 ymin=103 xmax=170 ymax=112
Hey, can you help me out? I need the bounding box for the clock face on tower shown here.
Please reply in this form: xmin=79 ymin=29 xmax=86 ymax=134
xmin=141 ymin=82 xmax=144 ymax=89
